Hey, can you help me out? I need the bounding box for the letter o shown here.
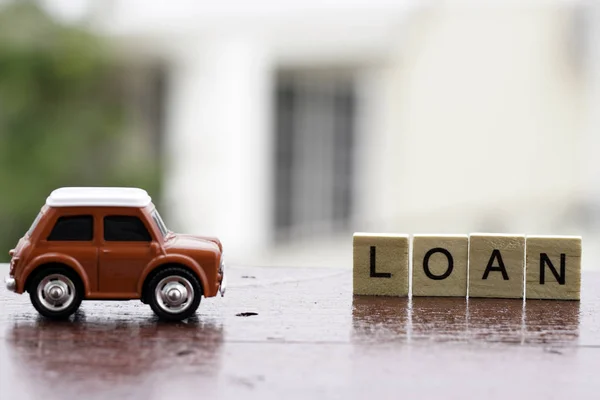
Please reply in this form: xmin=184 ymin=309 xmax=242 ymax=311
xmin=423 ymin=248 xmax=454 ymax=280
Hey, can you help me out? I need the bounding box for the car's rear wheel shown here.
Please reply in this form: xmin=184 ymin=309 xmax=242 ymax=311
xmin=147 ymin=267 xmax=202 ymax=321
xmin=29 ymin=267 xmax=83 ymax=320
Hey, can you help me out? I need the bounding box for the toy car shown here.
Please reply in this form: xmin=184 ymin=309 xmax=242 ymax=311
xmin=4 ymin=187 xmax=226 ymax=321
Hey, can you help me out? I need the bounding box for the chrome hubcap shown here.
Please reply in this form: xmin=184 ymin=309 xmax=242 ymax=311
xmin=37 ymin=274 xmax=76 ymax=311
xmin=155 ymin=276 xmax=194 ymax=314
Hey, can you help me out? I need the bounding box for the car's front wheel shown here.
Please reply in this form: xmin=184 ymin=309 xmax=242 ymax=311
xmin=147 ymin=267 xmax=202 ymax=321
xmin=29 ymin=267 xmax=83 ymax=320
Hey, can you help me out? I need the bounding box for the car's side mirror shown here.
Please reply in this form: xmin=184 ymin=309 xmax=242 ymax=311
xmin=150 ymin=242 xmax=160 ymax=255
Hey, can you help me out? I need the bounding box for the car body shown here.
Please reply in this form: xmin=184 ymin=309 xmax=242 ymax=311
xmin=4 ymin=187 xmax=226 ymax=321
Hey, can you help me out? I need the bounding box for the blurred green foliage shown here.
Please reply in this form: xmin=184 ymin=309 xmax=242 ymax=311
xmin=0 ymin=1 xmax=161 ymax=260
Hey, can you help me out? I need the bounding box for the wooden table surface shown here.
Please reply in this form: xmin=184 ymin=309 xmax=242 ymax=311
xmin=1 ymin=263 xmax=599 ymax=399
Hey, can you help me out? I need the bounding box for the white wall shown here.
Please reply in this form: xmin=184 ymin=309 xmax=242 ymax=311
xmin=371 ymin=6 xmax=583 ymax=234
xmin=162 ymin=37 xmax=273 ymax=263
xmin=81 ymin=0 xmax=593 ymax=267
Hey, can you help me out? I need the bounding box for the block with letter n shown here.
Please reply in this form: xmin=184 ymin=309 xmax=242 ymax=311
xmin=353 ymin=233 xmax=409 ymax=296
xmin=526 ymin=236 xmax=582 ymax=300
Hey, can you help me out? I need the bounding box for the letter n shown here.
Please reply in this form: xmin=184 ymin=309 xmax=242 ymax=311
xmin=540 ymin=253 xmax=566 ymax=285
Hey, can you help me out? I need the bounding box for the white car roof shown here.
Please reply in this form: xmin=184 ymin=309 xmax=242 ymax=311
xmin=46 ymin=187 xmax=152 ymax=208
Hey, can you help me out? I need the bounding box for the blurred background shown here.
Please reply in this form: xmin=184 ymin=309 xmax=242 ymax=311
xmin=1 ymin=0 xmax=599 ymax=268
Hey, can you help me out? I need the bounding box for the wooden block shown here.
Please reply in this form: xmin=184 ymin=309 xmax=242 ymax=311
xmin=525 ymin=236 xmax=582 ymax=300
xmin=412 ymin=234 xmax=468 ymax=297
xmin=468 ymin=233 xmax=525 ymax=299
xmin=353 ymin=233 xmax=409 ymax=296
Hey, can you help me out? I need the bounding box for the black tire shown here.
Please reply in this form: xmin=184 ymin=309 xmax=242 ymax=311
xmin=29 ymin=267 xmax=84 ymax=320
xmin=147 ymin=267 xmax=202 ymax=321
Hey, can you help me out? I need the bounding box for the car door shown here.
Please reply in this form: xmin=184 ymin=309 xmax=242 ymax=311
xmin=98 ymin=211 xmax=156 ymax=296
xmin=41 ymin=213 xmax=99 ymax=290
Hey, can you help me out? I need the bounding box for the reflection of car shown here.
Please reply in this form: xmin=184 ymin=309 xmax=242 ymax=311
xmin=4 ymin=187 xmax=226 ymax=321
xmin=8 ymin=314 xmax=225 ymax=382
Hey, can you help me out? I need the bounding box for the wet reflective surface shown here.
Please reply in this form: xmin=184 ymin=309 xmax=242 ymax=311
xmin=1 ymin=264 xmax=599 ymax=399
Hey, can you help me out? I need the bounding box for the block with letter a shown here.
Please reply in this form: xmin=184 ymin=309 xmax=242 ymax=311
xmin=353 ymin=233 xmax=409 ymax=296
xmin=526 ymin=236 xmax=582 ymax=300
xmin=468 ymin=233 xmax=525 ymax=299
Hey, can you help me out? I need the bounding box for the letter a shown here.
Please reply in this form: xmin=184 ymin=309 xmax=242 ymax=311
xmin=482 ymin=249 xmax=509 ymax=280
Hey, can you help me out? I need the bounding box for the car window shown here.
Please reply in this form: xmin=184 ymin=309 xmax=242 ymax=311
xmin=104 ymin=216 xmax=152 ymax=242
xmin=151 ymin=209 xmax=168 ymax=238
xmin=47 ymin=215 xmax=94 ymax=241
xmin=27 ymin=212 xmax=43 ymax=236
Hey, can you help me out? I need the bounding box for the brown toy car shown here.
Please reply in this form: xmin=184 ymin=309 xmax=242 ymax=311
xmin=4 ymin=187 xmax=226 ymax=321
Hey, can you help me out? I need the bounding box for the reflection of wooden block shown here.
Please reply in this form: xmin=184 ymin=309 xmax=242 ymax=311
xmin=412 ymin=234 xmax=468 ymax=297
xmin=526 ymin=236 xmax=582 ymax=300
xmin=353 ymin=233 xmax=409 ymax=296
xmin=468 ymin=233 xmax=525 ymax=299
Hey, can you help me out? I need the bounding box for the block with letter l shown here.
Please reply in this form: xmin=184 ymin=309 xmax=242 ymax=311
xmin=353 ymin=233 xmax=409 ymax=296
xmin=526 ymin=235 xmax=582 ymax=300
